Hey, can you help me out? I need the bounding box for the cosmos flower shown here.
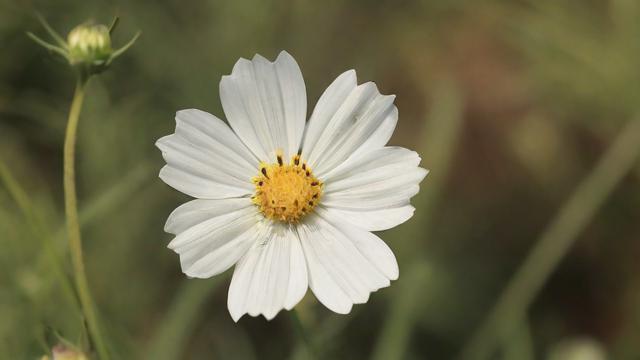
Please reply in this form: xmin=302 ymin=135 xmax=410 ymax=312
xmin=156 ymin=51 xmax=428 ymax=321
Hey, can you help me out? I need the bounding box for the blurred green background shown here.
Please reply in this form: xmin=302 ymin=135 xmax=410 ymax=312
xmin=2 ymin=0 xmax=640 ymax=359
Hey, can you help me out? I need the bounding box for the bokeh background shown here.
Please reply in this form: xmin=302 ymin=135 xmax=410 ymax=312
xmin=2 ymin=0 xmax=640 ymax=359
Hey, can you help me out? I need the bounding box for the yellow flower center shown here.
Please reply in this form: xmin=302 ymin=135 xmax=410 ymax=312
xmin=252 ymin=153 xmax=323 ymax=223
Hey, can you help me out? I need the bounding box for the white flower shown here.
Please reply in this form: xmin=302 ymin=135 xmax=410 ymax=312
xmin=156 ymin=51 xmax=428 ymax=321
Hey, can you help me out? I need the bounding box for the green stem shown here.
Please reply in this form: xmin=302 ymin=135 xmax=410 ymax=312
xmin=371 ymin=262 xmax=431 ymax=360
xmin=502 ymin=316 xmax=534 ymax=360
xmin=64 ymin=77 xmax=109 ymax=359
xmin=289 ymin=309 xmax=316 ymax=359
xmin=458 ymin=118 xmax=640 ymax=360
xmin=146 ymin=278 xmax=223 ymax=360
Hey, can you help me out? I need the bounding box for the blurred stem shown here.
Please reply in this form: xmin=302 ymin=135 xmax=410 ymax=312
xmin=611 ymin=0 xmax=639 ymax=36
xmin=290 ymin=308 xmax=361 ymax=360
xmin=371 ymin=79 xmax=464 ymax=360
xmin=27 ymin=164 xmax=152 ymax=290
xmin=53 ymin=164 xmax=153 ymax=242
xmin=0 ymin=160 xmax=77 ymax=308
xmin=459 ymin=118 xmax=640 ymax=360
xmin=64 ymin=76 xmax=109 ymax=360
xmin=371 ymin=262 xmax=431 ymax=360
xmin=289 ymin=309 xmax=316 ymax=360
xmin=146 ymin=278 xmax=223 ymax=360
xmin=503 ymin=317 xmax=534 ymax=360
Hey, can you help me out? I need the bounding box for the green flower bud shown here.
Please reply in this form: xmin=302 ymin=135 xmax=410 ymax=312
xmin=67 ymin=24 xmax=112 ymax=65
xmin=28 ymin=15 xmax=140 ymax=78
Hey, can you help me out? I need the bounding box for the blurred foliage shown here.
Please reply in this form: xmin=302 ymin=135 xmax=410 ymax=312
xmin=1 ymin=0 xmax=639 ymax=359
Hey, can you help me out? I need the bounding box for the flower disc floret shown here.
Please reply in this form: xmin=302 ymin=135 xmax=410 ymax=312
xmin=252 ymin=153 xmax=323 ymax=223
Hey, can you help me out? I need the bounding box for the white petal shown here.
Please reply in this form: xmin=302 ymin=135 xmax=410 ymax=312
xmin=227 ymin=225 xmax=308 ymax=322
xmin=164 ymin=198 xmax=252 ymax=235
xmin=298 ymin=212 xmax=396 ymax=315
xmin=350 ymin=106 xmax=397 ymax=159
xmin=284 ymin=232 xmax=308 ymax=310
xmin=318 ymin=208 xmax=399 ymax=280
xmin=323 ymin=146 xmax=422 ymax=187
xmin=174 ymin=109 xmax=259 ymax=169
xmin=220 ymin=51 xmax=307 ymax=161
xmin=301 ymin=70 xmax=357 ymax=161
xmin=319 ymin=147 xmax=427 ymax=230
xmin=320 ymin=205 xmax=415 ymax=232
xmin=168 ymin=204 xmax=260 ymax=279
xmin=302 ymin=71 xmax=397 ymax=177
xmin=156 ymin=109 xmax=258 ymax=199
xmin=179 ymin=224 xmax=259 ymax=279
xmin=158 ymin=166 xmax=249 ymax=199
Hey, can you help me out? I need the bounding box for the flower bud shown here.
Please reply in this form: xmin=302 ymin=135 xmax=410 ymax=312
xmin=67 ymin=24 xmax=112 ymax=65
xmin=47 ymin=344 xmax=88 ymax=360
xmin=28 ymin=16 xmax=139 ymax=77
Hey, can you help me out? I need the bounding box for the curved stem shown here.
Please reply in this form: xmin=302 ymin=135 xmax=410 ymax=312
xmin=64 ymin=77 xmax=109 ymax=359
xmin=458 ymin=118 xmax=640 ymax=360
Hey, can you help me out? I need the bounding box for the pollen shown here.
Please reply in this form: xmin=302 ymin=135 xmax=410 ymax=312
xmin=252 ymin=152 xmax=323 ymax=223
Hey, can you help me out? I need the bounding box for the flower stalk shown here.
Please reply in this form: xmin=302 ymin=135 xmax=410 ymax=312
xmin=64 ymin=76 xmax=109 ymax=360
xmin=28 ymin=15 xmax=139 ymax=359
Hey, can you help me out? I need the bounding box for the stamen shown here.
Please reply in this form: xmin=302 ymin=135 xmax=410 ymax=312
xmin=252 ymin=155 xmax=323 ymax=223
